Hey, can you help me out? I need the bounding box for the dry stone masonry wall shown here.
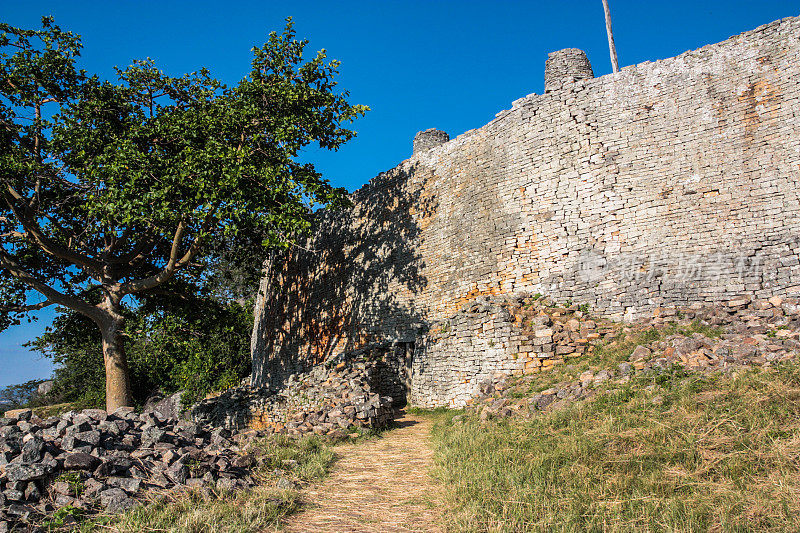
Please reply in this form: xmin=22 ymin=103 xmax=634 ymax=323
xmin=544 ymin=48 xmax=594 ymax=92
xmin=252 ymin=16 xmax=800 ymax=406
xmin=410 ymin=295 xmax=618 ymax=407
xmin=413 ymin=128 xmax=450 ymax=155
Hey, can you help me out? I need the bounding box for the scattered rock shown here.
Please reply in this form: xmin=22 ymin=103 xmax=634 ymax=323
xmin=466 ymin=295 xmax=800 ymax=423
xmin=0 ymin=405 xmax=266 ymax=530
xmin=191 ymin=351 xmax=396 ymax=436
xmin=63 ymin=452 xmax=101 ymax=471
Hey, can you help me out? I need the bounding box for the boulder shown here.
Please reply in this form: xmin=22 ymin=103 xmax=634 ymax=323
xmin=143 ymin=391 xmax=185 ymax=421
xmin=99 ymin=488 xmax=137 ymax=513
xmin=4 ymin=463 xmax=54 ymax=482
xmin=2 ymin=409 xmax=31 ymax=422
xmin=63 ymin=452 xmax=101 ymax=471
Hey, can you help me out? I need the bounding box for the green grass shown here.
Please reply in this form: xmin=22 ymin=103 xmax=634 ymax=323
xmin=663 ymin=319 xmax=725 ymax=339
xmin=73 ymin=435 xmax=335 ymax=533
xmin=428 ymin=363 xmax=800 ymax=532
xmin=512 ymin=320 xmax=725 ymax=398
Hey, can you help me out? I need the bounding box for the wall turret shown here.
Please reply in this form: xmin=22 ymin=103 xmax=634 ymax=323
xmin=544 ymin=48 xmax=594 ymax=92
xmin=413 ymin=128 xmax=449 ymax=155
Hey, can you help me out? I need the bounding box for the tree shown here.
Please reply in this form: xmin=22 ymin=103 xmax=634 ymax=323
xmin=27 ymin=281 xmax=253 ymax=410
xmin=0 ymin=17 xmax=367 ymax=411
xmin=0 ymin=379 xmax=46 ymax=411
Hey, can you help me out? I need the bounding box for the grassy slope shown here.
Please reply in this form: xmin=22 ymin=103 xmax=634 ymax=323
xmin=429 ymin=363 xmax=800 ymax=532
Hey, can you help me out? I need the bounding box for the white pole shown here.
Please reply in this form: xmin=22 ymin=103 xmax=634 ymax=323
xmin=602 ymin=0 xmax=620 ymax=73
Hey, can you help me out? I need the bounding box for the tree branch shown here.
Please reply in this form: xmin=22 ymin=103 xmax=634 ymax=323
xmin=121 ymin=219 xmax=207 ymax=294
xmin=0 ymin=230 xmax=27 ymax=239
xmin=0 ymin=249 xmax=100 ymax=321
xmin=2 ymin=189 xmax=103 ymax=275
xmin=0 ymin=300 xmax=54 ymax=313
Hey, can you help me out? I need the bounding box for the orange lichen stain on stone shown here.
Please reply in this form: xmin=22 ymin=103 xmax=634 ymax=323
xmin=303 ymin=303 xmax=352 ymax=364
xmin=738 ymin=78 xmax=781 ymax=140
xmin=248 ymin=415 xmax=271 ymax=432
xmin=409 ymin=183 xmax=439 ymax=232
xmin=440 ymin=283 xmax=504 ymax=316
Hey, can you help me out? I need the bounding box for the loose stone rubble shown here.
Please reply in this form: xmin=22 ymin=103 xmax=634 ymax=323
xmin=0 ymin=407 xmax=259 ymax=531
xmin=192 ymin=349 xmax=396 ymax=436
xmin=467 ymin=296 xmax=800 ymax=421
xmin=0 ymin=340 xmax=400 ymax=530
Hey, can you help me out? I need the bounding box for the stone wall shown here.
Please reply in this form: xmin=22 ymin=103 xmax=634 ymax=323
xmin=544 ymin=48 xmax=594 ymax=93
xmin=252 ymin=16 xmax=800 ymax=402
xmin=410 ymin=295 xmax=618 ymax=407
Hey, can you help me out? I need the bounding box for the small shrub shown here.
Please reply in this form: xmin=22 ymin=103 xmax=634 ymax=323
xmin=55 ymin=471 xmax=85 ymax=498
xmin=44 ymin=505 xmax=84 ymax=529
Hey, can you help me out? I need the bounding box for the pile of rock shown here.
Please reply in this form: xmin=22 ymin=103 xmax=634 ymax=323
xmin=191 ymin=352 xmax=395 ymax=437
xmin=630 ymin=296 xmax=800 ymax=372
xmin=0 ymin=407 xmax=258 ymax=531
xmin=505 ymin=295 xmax=621 ymax=373
xmin=466 ymin=296 xmax=800 ymax=422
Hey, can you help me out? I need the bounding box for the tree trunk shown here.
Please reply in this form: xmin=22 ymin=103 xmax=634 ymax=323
xmin=100 ymin=312 xmax=133 ymax=412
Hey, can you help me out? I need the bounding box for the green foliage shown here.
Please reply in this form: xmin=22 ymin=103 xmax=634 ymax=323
xmin=0 ymin=16 xmax=366 ymax=405
xmin=29 ymin=292 xmax=253 ymax=408
xmin=55 ymin=471 xmax=85 ymax=498
xmin=43 ymin=505 xmax=84 ymax=530
xmin=0 ymin=378 xmax=45 ymax=410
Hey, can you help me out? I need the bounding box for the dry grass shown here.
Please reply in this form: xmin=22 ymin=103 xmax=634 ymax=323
xmin=429 ymin=362 xmax=800 ymax=532
xmin=277 ymin=411 xmax=443 ymax=533
xmin=82 ymin=486 xmax=298 ymax=533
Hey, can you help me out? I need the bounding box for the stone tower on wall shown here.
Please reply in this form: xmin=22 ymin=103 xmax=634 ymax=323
xmin=251 ymin=16 xmax=800 ymax=407
xmin=544 ymin=48 xmax=594 ymax=92
xmin=413 ymin=128 xmax=450 ymax=154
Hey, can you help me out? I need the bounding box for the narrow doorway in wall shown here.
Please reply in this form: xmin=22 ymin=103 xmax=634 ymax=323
xmin=403 ymin=342 xmax=414 ymax=406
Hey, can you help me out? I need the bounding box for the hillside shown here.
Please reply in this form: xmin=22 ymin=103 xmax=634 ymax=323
xmin=424 ymin=297 xmax=800 ymax=531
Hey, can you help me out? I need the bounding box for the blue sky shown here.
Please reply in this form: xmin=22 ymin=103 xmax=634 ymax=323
xmin=1 ymin=0 xmax=797 ymax=388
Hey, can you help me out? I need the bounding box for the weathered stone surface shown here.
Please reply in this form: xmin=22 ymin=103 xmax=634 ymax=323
xmin=4 ymin=463 xmax=53 ymax=482
xmin=544 ymin=48 xmax=593 ymax=92
xmin=107 ymin=477 xmax=140 ymax=494
xmin=0 ymin=407 xmax=264 ymax=530
xmin=143 ymin=391 xmax=185 ymax=421
xmin=2 ymin=410 xmax=31 ymax=422
xmin=192 ymin=350 xmax=396 ymax=433
xmin=20 ymin=436 xmax=44 ymax=463
xmin=250 ymin=15 xmax=800 ymax=409
xmin=63 ymin=452 xmax=101 ymax=471
xmin=412 ymin=128 xmax=449 ymax=155
xmin=99 ymin=488 xmax=137 ymax=513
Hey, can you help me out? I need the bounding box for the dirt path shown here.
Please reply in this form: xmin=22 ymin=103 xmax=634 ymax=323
xmin=276 ymin=411 xmax=443 ymax=532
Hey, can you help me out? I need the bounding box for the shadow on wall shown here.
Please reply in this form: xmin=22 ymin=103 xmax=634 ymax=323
xmin=253 ymin=164 xmax=434 ymax=389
